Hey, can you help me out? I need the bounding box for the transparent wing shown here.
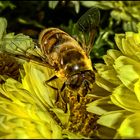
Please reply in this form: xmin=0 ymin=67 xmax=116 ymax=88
xmin=75 ymin=7 xmax=100 ymax=56
xmin=0 ymin=34 xmax=53 ymax=68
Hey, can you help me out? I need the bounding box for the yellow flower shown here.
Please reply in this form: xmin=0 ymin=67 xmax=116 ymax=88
xmin=0 ymin=61 xmax=90 ymax=139
xmin=0 ymin=76 xmax=63 ymax=139
xmin=87 ymin=24 xmax=140 ymax=138
xmin=0 ymin=17 xmax=93 ymax=139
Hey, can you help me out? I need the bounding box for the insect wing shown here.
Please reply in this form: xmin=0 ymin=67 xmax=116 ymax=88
xmin=1 ymin=36 xmax=53 ymax=68
xmin=75 ymin=7 xmax=100 ymax=56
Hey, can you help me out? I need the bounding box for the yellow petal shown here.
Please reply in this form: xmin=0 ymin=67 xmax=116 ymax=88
xmin=96 ymin=125 xmax=116 ymax=139
xmin=95 ymin=74 xmax=117 ymax=92
xmin=134 ymin=79 xmax=140 ymax=102
xmin=22 ymin=62 xmax=59 ymax=108
xmin=111 ymin=84 xmax=140 ymax=112
xmin=103 ymin=49 xmax=122 ymax=66
xmin=115 ymin=34 xmax=126 ymax=54
xmin=90 ymin=82 xmax=111 ymax=97
xmin=114 ymin=56 xmax=140 ymax=91
xmin=118 ymin=113 xmax=140 ymax=138
xmin=87 ymin=97 xmax=121 ymax=115
xmin=52 ymin=106 xmax=70 ymax=125
xmin=97 ymin=110 xmax=132 ymax=129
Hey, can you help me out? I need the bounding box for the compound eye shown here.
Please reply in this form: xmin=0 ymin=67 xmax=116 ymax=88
xmin=68 ymin=75 xmax=81 ymax=90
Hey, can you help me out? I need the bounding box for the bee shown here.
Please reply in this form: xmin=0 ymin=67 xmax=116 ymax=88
xmin=38 ymin=7 xmax=100 ymax=99
xmin=2 ymin=7 xmax=100 ymax=104
xmin=0 ymin=7 xmax=100 ymax=136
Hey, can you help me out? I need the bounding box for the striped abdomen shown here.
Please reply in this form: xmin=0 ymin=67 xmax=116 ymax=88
xmin=38 ymin=28 xmax=93 ymax=78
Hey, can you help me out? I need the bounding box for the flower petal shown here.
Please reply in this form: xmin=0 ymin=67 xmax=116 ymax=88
xmin=111 ymin=84 xmax=140 ymax=112
xmin=114 ymin=56 xmax=140 ymax=91
xmin=134 ymin=79 xmax=140 ymax=102
xmin=115 ymin=32 xmax=140 ymax=57
xmin=103 ymin=49 xmax=122 ymax=66
xmin=97 ymin=110 xmax=132 ymax=129
xmin=22 ymin=62 xmax=62 ymax=108
xmin=96 ymin=125 xmax=116 ymax=139
xmin=118 ymin=113 xmax=140 ymax=138
xmin=115 ymin=34 xmax=126 ymax=54
xmin=62 ymin=130 xmax=88 ymax=139
xmin=90 ymin=82 xmax=111 ymax=97
xmin=87 ymin=97 xmax=121 ymax=115
xmin=51 ymin=107 xmax=70 ymax=125
xmin=95 ymin=74 xmax=117 ymax=92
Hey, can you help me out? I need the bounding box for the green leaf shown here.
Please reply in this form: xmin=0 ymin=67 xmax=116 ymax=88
xmin=80 ymin=1 xmax=114 ymax=10
xmin=48 ymin=1 xmax=59 ymax=9
xmin=0 ymin=17 xmax=7 ymax=40
xmin=71 ymin=1 xmax=80 ymax=13
xmin=111 ymin=10 xmax=131 ymax=22
xmin=123 ymin=21 xmax=138 ymax=32
xmin=0 ymin=1 xmax=15 ymax=10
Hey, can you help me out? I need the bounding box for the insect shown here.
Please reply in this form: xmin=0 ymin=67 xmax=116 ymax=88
xmin=38 ymin=7 xmax=100 ymax=100
xmin=2 ymin=7 xmax=100 ymax=104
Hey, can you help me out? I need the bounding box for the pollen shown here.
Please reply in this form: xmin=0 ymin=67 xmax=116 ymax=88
xmin=0 ymin=53 xmax=20 ymax=83
xmin=54 ymin=90 xmax=99 ymax=138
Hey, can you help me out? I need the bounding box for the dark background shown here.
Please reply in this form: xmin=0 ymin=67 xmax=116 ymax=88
xmin=0 ymin=1 xmax=139 ymax=63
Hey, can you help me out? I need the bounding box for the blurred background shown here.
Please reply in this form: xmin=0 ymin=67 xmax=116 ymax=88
xmin=0 ymin=1 xmax=140 ymax=63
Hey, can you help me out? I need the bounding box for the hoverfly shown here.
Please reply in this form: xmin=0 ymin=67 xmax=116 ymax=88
xmin=38 ymin=7 xmax=100 ymax=98
xmin=2 ymin=7 xmax=100 ymax=105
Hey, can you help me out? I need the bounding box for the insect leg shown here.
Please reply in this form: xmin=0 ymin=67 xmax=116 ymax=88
xmin=60 ymin=82 xmax=66 ymax=92
xmin=45 ymin=75 xmax=60 ymax=102
xmin=45 ymin=75 xmax=67 ymax=112
xmin=45 ymin=75 xmax=58 ymax=83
